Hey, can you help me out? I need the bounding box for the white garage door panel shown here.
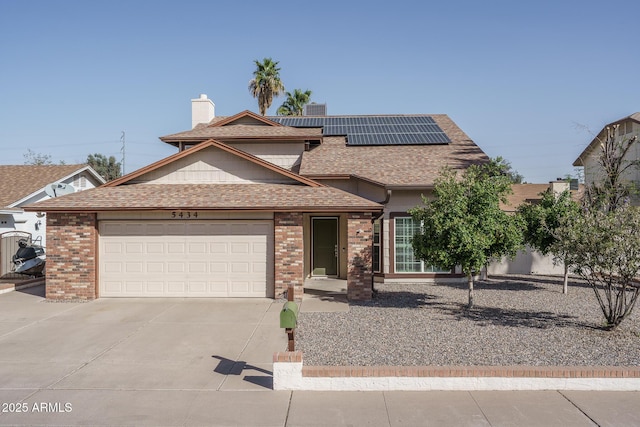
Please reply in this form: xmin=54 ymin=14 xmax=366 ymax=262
xmin=99 ymin=220 xmax=273 ymax=297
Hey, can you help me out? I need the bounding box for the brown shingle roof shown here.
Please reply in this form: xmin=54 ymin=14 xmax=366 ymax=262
xmin=500 ymin=184 xmax=551 ymax=212
xmin=0 ymin=164 xmax=90 ymax=207
xmin=501 ymin=183 xmax=585 ymax=212
xmin=160 ymin=111 xmax=322 ymax=142
xmin=24 ymin=184 xmax=382 ymax=212
xmin=159 ymin=112 xmax=487 ymax=187
xmin=299 ymin=115 xmax=489 ymax=187
xmin=160 ymin=124 xmax=322 ymax=141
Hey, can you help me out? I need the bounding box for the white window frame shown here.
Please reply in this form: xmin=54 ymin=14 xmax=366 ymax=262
xmin=394 ymin=216 xmax=451 ymax=274
xmin=373 ymin=219 xmax=381 ymax=273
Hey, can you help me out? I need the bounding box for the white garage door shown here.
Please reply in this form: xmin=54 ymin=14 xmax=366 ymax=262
xmin=99 ymin=220 xmax=273 ymax=297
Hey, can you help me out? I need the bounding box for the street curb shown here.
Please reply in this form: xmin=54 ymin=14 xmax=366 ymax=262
xmin=0 ymin=277 xmax=45 ymax=295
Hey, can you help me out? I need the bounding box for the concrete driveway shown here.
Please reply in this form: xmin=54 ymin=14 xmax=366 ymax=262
xmin=0 ymin=285 xmax=291 ymax=426
xmin=2 ymin=285 xmax=640 ymax=427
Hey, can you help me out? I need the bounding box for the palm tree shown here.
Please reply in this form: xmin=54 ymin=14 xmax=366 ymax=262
xmin=248 ymin=58 xmax=285 ymax=115
xmin=277 ymin=89 xmax=312 ymax=116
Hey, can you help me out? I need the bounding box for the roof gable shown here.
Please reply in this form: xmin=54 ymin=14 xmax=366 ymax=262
xmin=106 ymin=139 xmax=321 ymax=188
xmin=137 ymin=147 xmax=299 ymax=185
xmin=0 ymin=164 xmax=105 ymax=208
xmin=209 ymin=110 xmax=282 ymax=128
xmin=574 ymin=112 xmax=640 ymax=166
xmin=159 ymin=111 xmax=321 ymax=143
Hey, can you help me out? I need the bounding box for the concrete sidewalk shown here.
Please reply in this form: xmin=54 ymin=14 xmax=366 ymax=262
xmin=300 ymin=277 xmax=349 ymax=313
xmin=0 ymin=285 xmax=639 ymax=426
xmin=2 ymin=388 xmax=639 ymax=426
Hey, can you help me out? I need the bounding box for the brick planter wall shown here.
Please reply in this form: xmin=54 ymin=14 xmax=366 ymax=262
xmin=274 ymin=212 xmax=304 ymax=300
xmin=347 ymin=213 xmax=373 ymax=301
xmin=45 ymin=212 xmax=97 ymax=300
xmin=273 ymin=351 xmax=640 ymax=391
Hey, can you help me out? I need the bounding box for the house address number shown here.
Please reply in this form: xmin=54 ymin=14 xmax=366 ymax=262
xmin=171 ymin=211 xmax=198 ymax=219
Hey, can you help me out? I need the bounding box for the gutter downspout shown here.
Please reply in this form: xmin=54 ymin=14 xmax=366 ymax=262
xmin=374 ymin=189 xmax=392 ymax=219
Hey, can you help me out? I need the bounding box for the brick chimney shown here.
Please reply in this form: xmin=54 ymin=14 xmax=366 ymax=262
xmin=191 ymin=94 xmax=215 ymax=129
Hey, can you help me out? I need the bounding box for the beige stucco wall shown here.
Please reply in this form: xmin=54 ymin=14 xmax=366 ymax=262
xmin=228 ymin=141 xmax=305 ymax=170
xmin=381 ymin=189 xmax=431 ymax=275
xmin=312 ymin=178 xmax=387 ymax=202
xmin=317 ymin=179 xmax=356 ymax=193
xmin=140 ymin=148 xmax=296 ymax=184
xmin=354 ymin=180 xmax=387 ymax=203
xmin=385 ymin=190 xmax=430 ymax=213
xmin=582 ymin=121 xmax=640 ymax=188
xmin=488 ymin=246 xmax=567 ymax=276
xmin=620 ymin=122 xmax=640 ymax=187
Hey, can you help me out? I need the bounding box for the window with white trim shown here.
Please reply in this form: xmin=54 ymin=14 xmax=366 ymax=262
xmin=373 ymin=220 xmax=381 ymax=273
xmin=394 ymin=217 xmax=450 ymax=273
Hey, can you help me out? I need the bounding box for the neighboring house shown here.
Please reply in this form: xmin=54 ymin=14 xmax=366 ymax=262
xmin=488 ymin=180 xmax=583 ymax=276
xmin=573 ymin=112 xmax=640 ymax=191
xmin=25 ymin=94 xmax=489 ymax=301
xmin=0 ymin=164 xmax=105 ymax=276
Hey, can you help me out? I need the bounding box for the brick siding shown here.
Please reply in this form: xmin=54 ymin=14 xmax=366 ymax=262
xmin=272 ymin=352 xmax=640 ymax=378
xmin=274 ymin=212 xmax=304 ymax=300
xmin=347 ymin=213 xmax=373 ymax=301
xmin=300 ymin=365 xmax=640 ymax=378
xmin=273 ymin=351 xmax=303 ymax=363
xmin=45 ymin=212 xmax=97 ymax=300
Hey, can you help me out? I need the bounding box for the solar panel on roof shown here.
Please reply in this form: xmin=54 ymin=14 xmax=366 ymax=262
xmin=269 ymin=115 xmax=450 ymax=145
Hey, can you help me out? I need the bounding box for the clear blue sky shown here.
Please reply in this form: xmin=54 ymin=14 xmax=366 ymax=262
xmin=1 ymin=0 xmax=638 ymax=183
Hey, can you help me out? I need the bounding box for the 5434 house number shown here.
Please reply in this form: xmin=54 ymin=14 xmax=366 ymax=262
xmin=171 ymin=211 xmax=198 ymax=219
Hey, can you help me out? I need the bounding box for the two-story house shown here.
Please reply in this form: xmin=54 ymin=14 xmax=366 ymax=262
xmin=573 ymin=112 xmax=640 ymax=190
xmin=25 ymin=95 xmax=489 ymax=301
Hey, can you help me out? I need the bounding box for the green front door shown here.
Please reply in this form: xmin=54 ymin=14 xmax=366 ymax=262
xmin=312 ymin=217 xmax=338 ymax=276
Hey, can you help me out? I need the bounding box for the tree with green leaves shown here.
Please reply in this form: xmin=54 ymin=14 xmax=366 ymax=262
xmin=556 ymin=204 xmax=640 ymax=329
xmin=277 ymin=89 xmax=312 ymax=116
xmin=248 ymin=57 xmax=285 ymax=116
xmin=553 ymin=125 xmax=640 ymax=329
xmin=87 ymin=153 xmax=122 ymax=181
xmin=517 ymin=188 xmax=580 ymax=294
xmin=23 ymin=149 xmax=67 ymax=165
xmin=23 ymin=149 xmax=53 ymax=165
xmin=491 ymin=156 xmax=525 ymax=184
xmin=410 ymin=159 xmax=524 ymax=308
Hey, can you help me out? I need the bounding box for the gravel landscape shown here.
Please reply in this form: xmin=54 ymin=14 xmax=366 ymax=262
xmin=296 ymin=275 xmax=640 ymax=366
